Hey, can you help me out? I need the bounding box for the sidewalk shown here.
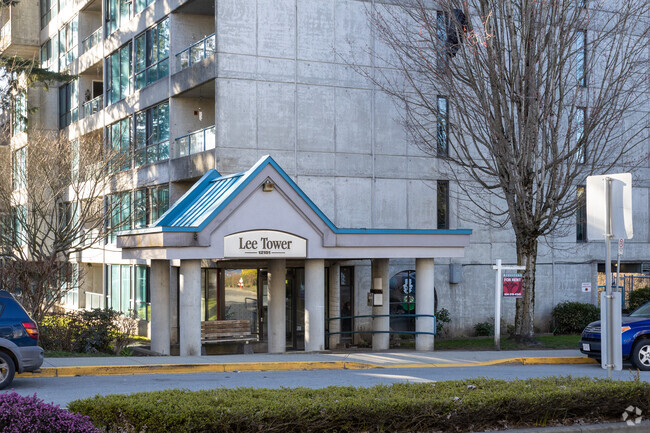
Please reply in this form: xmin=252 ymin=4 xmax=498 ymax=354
xmin=18 ymin=349 xmax=595 ymax=378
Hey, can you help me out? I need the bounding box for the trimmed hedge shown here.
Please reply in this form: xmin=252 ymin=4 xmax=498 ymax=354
xmin=68 ymin=377 xmax=650 ymax=433
xmin=552 ymin=301 xmax=600 ymax=334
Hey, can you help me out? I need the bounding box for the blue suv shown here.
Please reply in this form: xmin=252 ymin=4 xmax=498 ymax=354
xmin=0 ymin=290 xmax=44 ymax=389
xmin=579 ymin=301 xmax=650 ymax=370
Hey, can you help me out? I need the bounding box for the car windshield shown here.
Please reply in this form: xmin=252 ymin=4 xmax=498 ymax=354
xmin=629 ymin=302 xmax=650 ymax=317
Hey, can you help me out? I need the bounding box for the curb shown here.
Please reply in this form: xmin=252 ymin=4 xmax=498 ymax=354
xmin=17 ymin=356 xmax=596 ymax=378
xmin=503 ymin=420 xmax=650 ymax=432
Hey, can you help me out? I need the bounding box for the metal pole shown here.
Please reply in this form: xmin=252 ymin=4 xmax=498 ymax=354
xmin=605 ymin=177 xmax=613 ymax=379
xmin=494 ymin=259 xmax=501 ymax=350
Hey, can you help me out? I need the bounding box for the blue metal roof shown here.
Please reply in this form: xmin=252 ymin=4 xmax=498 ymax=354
xmin=149 ymin=155 xmax=472 ymax=236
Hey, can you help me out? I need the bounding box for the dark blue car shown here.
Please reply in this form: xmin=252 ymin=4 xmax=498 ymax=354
xmin=579 ymin=301 xmax=650 ymax=370
xmin=0 ymin=290 xmax=44 ymax=389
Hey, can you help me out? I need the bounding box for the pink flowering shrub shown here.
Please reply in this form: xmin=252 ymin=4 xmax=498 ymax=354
xmin=0 ymin=392 xmax=100 ymax=433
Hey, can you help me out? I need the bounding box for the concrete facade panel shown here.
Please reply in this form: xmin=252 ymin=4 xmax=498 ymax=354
xmin=374 ymin=178 xmax=408 ymax=228
xmin=297 ymin=152 xmax=336 ymax=176
xmin=335 ymin=88 xmax=371 ymax=154
xmin=335 ymin=177 xmax=372 ymax=228
xmin=335 ymin=153 xmax=373 ymax=178
xmin=216 ymin=79 xmax=256 ymax=149
xmin=216 ymin=0 xmax=256 ymax=55
xmin=407 ymin=180 xmax=435 ymax=229
xmin=257 ymin=0 xmax=296 ymax=59
xmin=297 ymin=85 xmax=335 ymax=152
xmin=297 ymin=0 xmax=335 ymax=62
xmin=257 ymin=82 xmax=296 ymax=151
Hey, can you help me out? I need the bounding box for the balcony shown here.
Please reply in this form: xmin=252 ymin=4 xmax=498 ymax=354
xmin=81 ymin=27 xmax=102 ymax=54
xmin=175 ymin=125 xmax=215 ymax=158
xmin=82 ymin=94 xmax=103 ymax=118
xmin=176 ymin=34 xmax=215 ymax=72
xmin=85 ymin=292 xmax=104 ymax=310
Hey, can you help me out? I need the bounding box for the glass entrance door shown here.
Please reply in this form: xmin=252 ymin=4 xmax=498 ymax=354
xmin=258 ymin=267 xmax=304 ymax=350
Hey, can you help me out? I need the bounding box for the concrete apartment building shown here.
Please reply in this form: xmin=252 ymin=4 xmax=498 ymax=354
xmin=0 ymin=0 xmax=648 ymax=354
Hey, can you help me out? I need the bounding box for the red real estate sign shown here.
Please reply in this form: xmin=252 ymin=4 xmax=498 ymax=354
xmin=503 ymin=274 xmax=523 ymax=297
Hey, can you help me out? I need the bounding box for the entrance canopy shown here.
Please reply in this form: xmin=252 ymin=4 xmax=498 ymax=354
xmin=117 ymin=155 xmax=471 ymax=260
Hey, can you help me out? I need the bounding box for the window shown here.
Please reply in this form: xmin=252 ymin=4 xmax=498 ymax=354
xmin=576 ymin=30 xmax=587 ymax=87
xmin=135 ymin=101 xmax=169 ymax=165
xmin=576 ymin=186 xmax=587 ymax=242
xmin=58 ymin=17 xmax=78 ymax=70
xmin=576 ymin=107 xmax=586 ymax=163
xmin=437 ymin=180 xmax=449 ymax=230
xmin=108 ymin=264 xmax=132 ymax=314
xmin=41 ymin=0 xmax=53 ymax=28
xmin=106 ymin=0 xmax=132 ymax=36
xmin=107 ymin=43 xmax=132 ymax=105
xmin=135 ymin=0 xmax=156 ymax=18
xmin=12 ymin=147 xmax=26 ymax=191
xmin=133 ymin=185 xmax=169 ymax=228
xmin=40 ymin=40 xmax=52 ymax=70
xmin=134 ymin=18 xmax=169 ymax=90
xmin=135 ymin=265 xmax=149 ymax=320
xmin=13 ymin=205 xmax=26 ymax=247
xmin=107 ymin=117 xmax=132 ymax=172
xmin=201 ymin=268 xmax=218 ymax=321
xmin=437 ymin=9 xmax=467 ymax=59
xmin=59 ymin=80 xmax=79 ymax=129
xmin=437 ymin=96 xmax=449 ymax=156
xmin=63 ymin=264 xmax=79 ymax=308
xmin=13 ymin=91 xmax=27 ymax=135
xmin=107 ymin=191 xmax=132 ymax=243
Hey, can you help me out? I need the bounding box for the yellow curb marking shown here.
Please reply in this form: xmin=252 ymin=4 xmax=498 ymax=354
xmin=16 ymin=357 xmax=596 ymax=378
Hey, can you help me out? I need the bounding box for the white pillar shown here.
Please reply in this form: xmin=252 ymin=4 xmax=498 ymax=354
xmin=179 ymin=259 xmax=201 ymax=356
xmin=371 ymin=259 xmax=390 ymax=351
xmin=268 ymin=259 xmax=286 ymax=353
xmin=305 ymin=259 xmax=325 ymax=352
xmin=328 ymin=263 xmax=341 ymax=349
xmin=415 ymin=258 xmax=435 ymax=351
xmin=150 ymin=260 xmax=171 ymax=355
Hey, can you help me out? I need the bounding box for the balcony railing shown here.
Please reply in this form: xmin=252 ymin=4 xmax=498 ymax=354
xmin=82 ymin=94 xmax=103 ymax=118
xmin=81 ymin=27 xmax=102 ymax=54
xmin=0 ymin=22 xmax=10 ymax=51
xmin=175 ymin=125 xmax=215 ymax=158
xmin=85 ymin=292 xmax=104 ymax=310
xmin=175 ymin=33 xmax=215 ymax=71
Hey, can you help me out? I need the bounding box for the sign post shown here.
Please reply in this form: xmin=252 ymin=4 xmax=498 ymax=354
xmin=492 ymin=260 xmax=525 ymax=350
xmin=587 ymin=173 xmax=633 ymax=379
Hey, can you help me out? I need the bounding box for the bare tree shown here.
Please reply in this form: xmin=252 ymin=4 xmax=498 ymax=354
xmin=364 ymin=0 xmax=649 ymax=341
xmin=0 ymin=126 xmax=127 ymax=322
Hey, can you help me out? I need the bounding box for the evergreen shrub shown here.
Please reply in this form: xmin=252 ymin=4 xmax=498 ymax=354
xmin=551 ymin=302 xmax=599 ymax=334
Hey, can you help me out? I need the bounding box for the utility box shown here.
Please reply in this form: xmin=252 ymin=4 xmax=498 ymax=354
xmin=449 ymin=264 xmax=462 ymax=284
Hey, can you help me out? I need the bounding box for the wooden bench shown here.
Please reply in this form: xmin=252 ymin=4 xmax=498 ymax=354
xmin=201 ymin=320 xmax=257 ymax=343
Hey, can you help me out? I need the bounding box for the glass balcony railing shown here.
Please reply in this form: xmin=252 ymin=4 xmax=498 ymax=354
xmin=85 ymin=292 xmax=104 ymax=310
xmin=175 ymin=125 xmax=215 ymax=157
xmin=175 ymin=33 xmax=215 ymax=71
xmin=81 ymin=27 xmax=102 ymax=54
xmin=82 ymin=94 xmax=103 ymax=118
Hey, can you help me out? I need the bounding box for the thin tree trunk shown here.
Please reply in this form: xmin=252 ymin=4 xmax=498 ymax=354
xmin=514 ymin=236 xmax=538 ymax=343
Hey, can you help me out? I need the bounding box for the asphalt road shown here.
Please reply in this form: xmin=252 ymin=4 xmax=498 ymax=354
xmin=5 ymin=362 xmax=650 ymax=408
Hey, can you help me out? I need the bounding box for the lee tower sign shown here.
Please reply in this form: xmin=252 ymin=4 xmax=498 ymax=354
xmin=224 ymin=230 xmax=307 ymax=258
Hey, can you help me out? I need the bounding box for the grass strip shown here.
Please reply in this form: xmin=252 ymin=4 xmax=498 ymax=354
xmin=68 ymin=377 xmax=649 ymax=433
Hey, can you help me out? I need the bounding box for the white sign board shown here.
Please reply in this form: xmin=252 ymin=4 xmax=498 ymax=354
xmin=581 ymin=282 xmax=591 ymax=293
xmin=586 ymin=173 xmax=633 ymax=240
xmin=224 ymin=230 xmax=306 ymax=258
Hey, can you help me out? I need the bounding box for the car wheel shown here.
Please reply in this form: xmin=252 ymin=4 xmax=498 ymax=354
xmin=0 ymin=351 xmax=16 ymax=390
xmin=631 ymin=340 xmax=650 ymax=371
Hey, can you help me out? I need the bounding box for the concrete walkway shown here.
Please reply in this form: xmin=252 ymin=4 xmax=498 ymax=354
xmin=18 ymin=349 xmax=596 ymax=378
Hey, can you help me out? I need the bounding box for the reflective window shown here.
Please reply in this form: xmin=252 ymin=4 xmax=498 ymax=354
xmin=576 ymin=186 xmax=587 ymax=242
xmin=107 ymin=43 xmax=132 ymax=105
xmin=13 ymin=91 xmax=27 ymax=135
xmin=134 ymin=18 xmax=169 ymax=90
xmin=437 ymin=96 xmax=448 ymax=155
xmin=59 ymin=79 xmax=79 ymax=129
xmin=577 ymin=30 xmax=587 ymax=87
xmin=437 ymin=180 xmax=449 ymax=230
xmin=201 ymin=268 xmax=218 ymax=321
xmin=135 ymin=265 xmax=149 ymax=320
xmin=12 ymin=147 xmax=26 ymax=191
xmin=389 ymin=270 xmax=416 ymax=334
xmin=224 ymin=269 xmax=258 ymax=331
xmin=135 ymin=101 xmax=169 ymax=165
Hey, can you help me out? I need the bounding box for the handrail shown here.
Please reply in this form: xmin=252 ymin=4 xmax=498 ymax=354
xmin=81 ymin=27 xmax=102 ymax=53
xmin=175 ymin=125 xmax=215 ymax=157
xmin=175 ymin=33 xmax=215 ymax=71
xmin=82 ymin=94 xmax=103 ymax=118
xmin=326 ymin=314 xmax=437 ymax=336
